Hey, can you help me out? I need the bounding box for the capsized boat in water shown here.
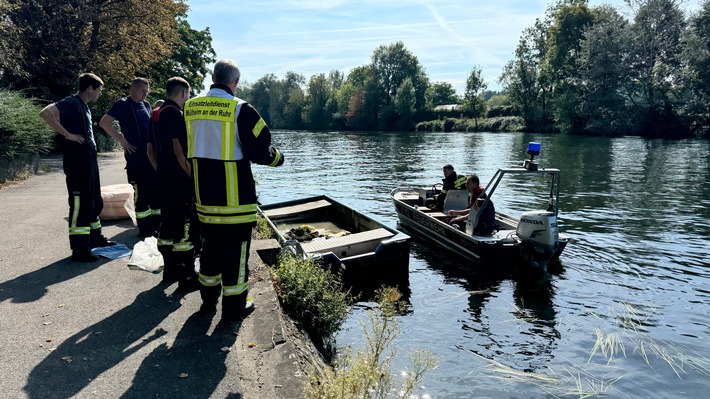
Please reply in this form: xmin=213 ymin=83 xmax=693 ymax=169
xmin=258 ymin=195 xmax=411 ymax=288
xmin=390 ymin=142 xmax=569 ymax=272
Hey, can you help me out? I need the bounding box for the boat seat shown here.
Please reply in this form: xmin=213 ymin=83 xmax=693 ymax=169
xmin=442 ymin=190 xmax=469 ymax=214
xmin=261 ymin=199 xmax=331 ymax=219
xmin=300 ymin=228 xmax=394 ymax=257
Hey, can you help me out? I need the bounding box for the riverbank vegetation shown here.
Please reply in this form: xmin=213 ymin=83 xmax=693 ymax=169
xmin=229 ymin=0 xmax=710 ymax=139
xmin=2 ymin=1 xmax=709 ymax=183
xmin=262 ymin=230 xmax=438 ymax=397
xmin=0 ymin=90 xmax=53 ymax=184
xmin=271 ymin=252 xmax=350 ymax=357
xmin=305 ymin=287 xmax=438 ymax=399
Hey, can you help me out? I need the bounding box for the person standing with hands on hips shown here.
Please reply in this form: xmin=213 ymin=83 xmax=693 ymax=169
xmin=185 ymin=59 xmax=285 ymax=321
xmin=39 ymin=73 xmax=117 ymax=262
xmin=99 ymin=77 xmax=159 ymax=237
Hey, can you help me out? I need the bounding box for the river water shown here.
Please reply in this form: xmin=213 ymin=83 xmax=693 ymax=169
xmin=256 ymin=130 xmax=710 ymax=398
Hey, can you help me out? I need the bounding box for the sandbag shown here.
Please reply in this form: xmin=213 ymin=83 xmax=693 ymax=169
xmin=99 ymin=183 xmax=135 ymax=224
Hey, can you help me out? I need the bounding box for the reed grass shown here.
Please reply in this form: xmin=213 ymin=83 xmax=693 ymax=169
xmin=305 ymin=287 xmax=438 ymax=399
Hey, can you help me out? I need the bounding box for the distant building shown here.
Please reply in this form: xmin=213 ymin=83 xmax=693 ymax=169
xmin=433 ymin=104 xmax=462 ymax=112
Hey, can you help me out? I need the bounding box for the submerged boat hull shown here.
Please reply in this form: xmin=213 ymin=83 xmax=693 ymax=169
xmin=258 ymin=195 xmax=411 ymax=289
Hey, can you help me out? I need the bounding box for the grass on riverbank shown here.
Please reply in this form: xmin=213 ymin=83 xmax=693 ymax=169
xmin=415 ymin=116 xmax=525 ymax=133
xmin=305 ymin=287 xmax=439 ymax=399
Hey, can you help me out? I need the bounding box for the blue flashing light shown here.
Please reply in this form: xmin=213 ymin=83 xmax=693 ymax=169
xmin=527 ymin=142 xmax=541 ymax=156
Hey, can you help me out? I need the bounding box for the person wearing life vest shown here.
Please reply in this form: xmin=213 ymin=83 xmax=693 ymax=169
xmin=39 ymin=73 xmax=117 ymax=262
xmin=185 ymin=59 xmax=285 ymax=321
xmin=99 ymin=78 xmax=159 ymax=237
xmin=147 ymin=77 xmax=198 ymax=288
xmin=448 ymin=174 xmax=495 ymax=235
xmin=434 ymin=164 xmax=467 ymax=210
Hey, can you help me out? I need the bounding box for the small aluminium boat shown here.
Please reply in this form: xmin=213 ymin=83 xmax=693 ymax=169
xmin=258 ymin=195 xmax=411 ymax=288
xmin=390 ymin=142 xmax=569 ymax=273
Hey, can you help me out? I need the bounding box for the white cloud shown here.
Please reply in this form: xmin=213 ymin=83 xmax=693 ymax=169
xmin=187 ymin=0 xmax=703 ymax=94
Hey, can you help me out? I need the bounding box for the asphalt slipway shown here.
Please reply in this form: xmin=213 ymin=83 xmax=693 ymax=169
xmin=0 ymin=151 xmax=322 ymax=399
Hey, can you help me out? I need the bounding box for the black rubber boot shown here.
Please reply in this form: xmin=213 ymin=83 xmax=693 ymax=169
xmin=90 ymin=229 xmax=117 ymax=248
xmin=72 ymin=249 xmax=99 ymax=262
xmin=158 ymin=243 xmax=177 ymax=282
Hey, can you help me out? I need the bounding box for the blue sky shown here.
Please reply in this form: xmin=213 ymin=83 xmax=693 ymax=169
xmin=186 ymin=0 xmax=702 ymax=95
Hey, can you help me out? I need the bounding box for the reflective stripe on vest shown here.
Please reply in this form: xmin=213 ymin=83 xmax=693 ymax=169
xmin=185 ymin=97 xmax=244 ymax=161
xmin=454 ymin=176 xmax=467 ymax=189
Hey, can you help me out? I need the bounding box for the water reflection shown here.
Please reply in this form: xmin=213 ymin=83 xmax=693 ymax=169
xmin=262 ymin=130 xmax=710 ymax=398
xmin=409 ymin=242 xmax=560 ymax=374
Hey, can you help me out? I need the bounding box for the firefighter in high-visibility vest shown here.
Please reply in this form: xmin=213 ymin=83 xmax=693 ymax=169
xmin=185 ymin=59 xmax=285 ymax=321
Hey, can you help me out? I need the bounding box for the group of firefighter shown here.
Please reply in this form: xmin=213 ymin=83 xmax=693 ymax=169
xmin=40 ymin=59 xmax=285 ymax=321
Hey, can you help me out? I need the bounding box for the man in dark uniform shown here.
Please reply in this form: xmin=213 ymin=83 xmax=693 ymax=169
xmin=147 ymin=77 xmax=197 ymax=287
xmin=435 ymin=164 xmax=467 ymax=210
xmin=99 ymin=77 xmax=159 ymax=237
xmin=185 ymin=59 xmax=285 ymax=321
xmin=39 ymin=73 xmax=116 ymax=262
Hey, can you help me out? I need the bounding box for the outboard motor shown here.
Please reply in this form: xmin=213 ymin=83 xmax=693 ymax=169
xmin=516 ymin=210 xmax=559 ymax=269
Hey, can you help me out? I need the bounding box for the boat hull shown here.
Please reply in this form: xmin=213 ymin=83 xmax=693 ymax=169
xmin=391 ymin=188 xmax=568 ymax=272
xmin=258 ymin=195 xmax=411 ymax=290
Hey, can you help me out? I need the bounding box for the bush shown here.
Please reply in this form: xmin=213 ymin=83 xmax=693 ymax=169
xmin=272 ymin=252 xmax=350 ymax=355
xmin=0 ymin=90 xmax=53 ymax=182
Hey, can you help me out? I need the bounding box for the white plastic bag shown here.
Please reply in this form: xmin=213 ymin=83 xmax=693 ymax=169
xmin=127 ymin=236 xmax=164 ymax=273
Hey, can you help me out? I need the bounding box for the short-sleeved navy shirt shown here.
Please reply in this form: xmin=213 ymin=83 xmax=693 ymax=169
xmin=106 ymin=97 xmax=151 ymax=149
xmin=150 ymin=99 xmax=187 ymax=172
xmin=55 ymin=95 xmax=96 ymax=152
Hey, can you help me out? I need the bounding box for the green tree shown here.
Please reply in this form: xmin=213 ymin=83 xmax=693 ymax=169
xmin=625 ymin=0 xmax=687 ymax=136
xmin=394 ymin=77 xmax=416 ymax=130
xmin=283 ymin=87 xmax=306 ymax=129
xmin=343 ymin=65 xmax=381 ymax=130
xmin=463 ymin=67 xmax=488 ymax=123
xmin=682 ymin=0 xmax=710 ymax=137
xmin=304 ymin=73 xmax=331 ymax=130
xmin=499 ymin=21 xmax=548 ymax=130
xmin=425 ymin=81 xmax=461 ymax=107
xmin=543 ymin=0 xmax=595 ymax=132
xmin=269 ymin=71 xmax=305 ymax=129
xmin=0 ymin=0 xmax=23 ymax=80
xmin=4 ymin=0 xmax=187 ymax=101
xmin=371 ymin=41 xmax=429 ymax=111
xmin=577 ymin=5 xmax=631 ymax=135
xmin=146 ymin=16 xmax=216 ymax=100
xmin=247 ymin=74 xmax=279 ymax=126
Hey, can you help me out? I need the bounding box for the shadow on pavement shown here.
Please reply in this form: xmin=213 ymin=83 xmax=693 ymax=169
xmin=0 ymin=257 xmax=106 ymax=304
xmin=119 ymin=312 xmax=242 ymax=398
xmin=22 ymin=284 xmax=189 ymax=398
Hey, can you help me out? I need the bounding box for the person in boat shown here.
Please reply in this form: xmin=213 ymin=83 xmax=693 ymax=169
xmin=447 ymin=174 xmax=496 ymax=235
xmin=429 ymin=164 xmax=467 ymax=210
